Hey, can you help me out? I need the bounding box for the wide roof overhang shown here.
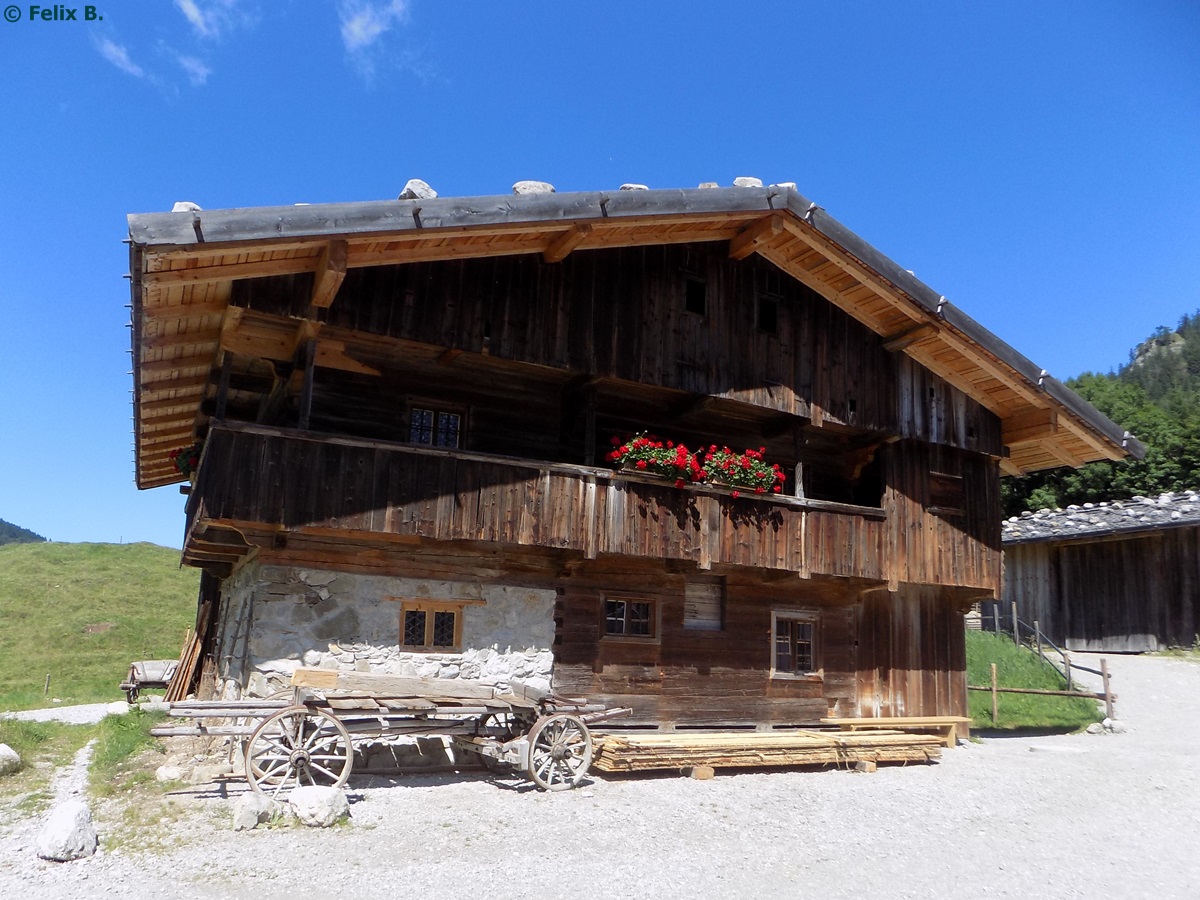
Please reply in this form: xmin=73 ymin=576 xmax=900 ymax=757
xmin=126 ymin=185 xmax=1144 ymax=489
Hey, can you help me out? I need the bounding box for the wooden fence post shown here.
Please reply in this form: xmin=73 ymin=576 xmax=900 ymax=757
xmin=990 ymin=663 xmax=998 ymax=725
xmin=1063 ymin=650 xmax=1072 ymax=691
xmin=1011 ymin=600 xmax=1020 ymax=646
xmin=1101 ymin=658 xmax=1113 ymax=719
xmin=43 ymin=673 xmax=50 ymax=698
xmin=1034 ymin=619 xmax=1042 ymax=661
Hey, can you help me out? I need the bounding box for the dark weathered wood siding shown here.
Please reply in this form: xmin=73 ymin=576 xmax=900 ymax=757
xmin=855 ymin=586 xmax=969 ymax=719
xmin=232 ymin=243 xmax=1002 ymax=456
xmin=1004 ymin=528 xmax=1200 ymax=651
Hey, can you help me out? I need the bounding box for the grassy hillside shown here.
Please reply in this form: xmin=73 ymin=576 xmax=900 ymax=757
xmin=0 ymin=543 xmax=199 ymax=710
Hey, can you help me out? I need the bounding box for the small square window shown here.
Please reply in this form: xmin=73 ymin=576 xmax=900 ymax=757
xmin=397 ymin=599 xmax=469 ymax=651
xmin=409 ymin=406 xmax=463 ymax=448
xmin=603 ymin=597 xmax=658 ymax=639
xmin=685 ymin=278 xmax=707 ymax=316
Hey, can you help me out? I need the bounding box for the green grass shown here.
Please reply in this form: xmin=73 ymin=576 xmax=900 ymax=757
xmin=0 ymin=542 xmax=199 ymax=710
xmin=0 ymin=719 xmax=95 ymax=819
xmin=966 ymin=630 xmax=1103 ymax=731
xmin=89 ymin=709 xmax=168 ymax=797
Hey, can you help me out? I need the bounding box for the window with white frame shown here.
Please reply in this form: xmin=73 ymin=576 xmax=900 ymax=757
xmin=771 ymin=610 xmax=819 ymax=677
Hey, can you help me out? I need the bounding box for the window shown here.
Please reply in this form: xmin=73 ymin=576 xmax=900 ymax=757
xmin=684 ymin=578 xmax=724 ymax=632
xmin=756 ymin=294 xmax=779 ymax=334
xmin=603 ymin=596 xmax=658 ymax=639
xmin=397 ymin=599 xmax=470 ymax=651
xmin=409 ymin=406 xmax=462 ymax=448
xmin=684 ymin=277 xmax=707 ymax=316
xmin=772 ymin=610 xmax=819 ymax=678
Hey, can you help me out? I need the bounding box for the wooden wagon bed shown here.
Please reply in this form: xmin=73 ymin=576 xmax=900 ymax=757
xmin=591 ymin=729 xmax=944 ymax=772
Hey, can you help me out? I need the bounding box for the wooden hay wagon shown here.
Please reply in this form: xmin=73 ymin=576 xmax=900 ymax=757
xmin=155 ymin=668 xmax=629 ymax=795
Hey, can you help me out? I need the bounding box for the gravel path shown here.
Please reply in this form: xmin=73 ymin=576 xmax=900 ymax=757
xmin=2 ymin=653 xmax=1198 ymax=899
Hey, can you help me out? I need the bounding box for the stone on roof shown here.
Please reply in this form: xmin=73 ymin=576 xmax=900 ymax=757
xmin=1002 ymin=491 xmax=1200 ymax=544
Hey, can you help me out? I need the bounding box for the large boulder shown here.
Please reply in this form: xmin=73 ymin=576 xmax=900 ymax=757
xmin=35 ymin=799 xmax=98 ymax=861
xmin=0 ymin=743 xmax=20 ymax=776
xmin=289 ymin=785 xmax=349 ymax=828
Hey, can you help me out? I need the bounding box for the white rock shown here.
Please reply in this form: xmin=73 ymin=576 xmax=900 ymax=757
xmin=1085 ymin=722 xmax=1105 ymax=735
xmin=697 ymin=182 xmax=719 ymax=188
xmin=106 ymin=701 xmax=130 ymax=715
xmin=171 ymin=201 xmax=202 ymax=212
xmin=233 ymin=793 xmax=280 ymax=831
xmin=619 ymin=183 xmax=648 ymax=191
xmin=512 ymin=180 xmax=555 ymax=195
xmin=1108 ymin=720 xmax=1129 ymax=735
xmin=398 ymin=178 xmax=437 ymax=200
xmin=0 ymin=743 xmax=20 ymax=775
xmin=155 ymin=765 xmax=186 ymax=783
xmin=733 ymin=176 xmax=763 ymax=188
xmin=35 ymin=799 xmax=98 ymax=861
xmin=190 ymin=762 xmax=233 ymax=784
xmin=289 ymin=786 xmax=349 ymax=828
xmin=771 ymin=181 xmax=797 ymax=190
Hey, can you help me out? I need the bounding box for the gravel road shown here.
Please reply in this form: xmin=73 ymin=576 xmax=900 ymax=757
xmin=3 ymin=653 xmax=1198 ymax=899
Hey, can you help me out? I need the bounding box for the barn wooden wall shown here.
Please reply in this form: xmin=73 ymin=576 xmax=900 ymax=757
xmin=551 ymin=560 xmax=860 ymax=728
xmin=1004 ymin=528 xmax=1200 ymax=651
xmin=232 ymin=242 xmax=1002 ymax=456
xmin=855 ymin=586 xmax=969 ymax=719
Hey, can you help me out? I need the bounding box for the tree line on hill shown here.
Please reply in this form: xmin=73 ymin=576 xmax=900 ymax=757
xmin=1003 ymin=310 xmax=1200 ymax=516
xmin=0 ymin=519 xmax=48 ymax=546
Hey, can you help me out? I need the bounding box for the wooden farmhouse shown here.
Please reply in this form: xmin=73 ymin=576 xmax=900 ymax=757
xmin=1002 ymin=491 xmax=1200 ymax=652
xmin=126 ymin=181 xmax=1143 ymax=730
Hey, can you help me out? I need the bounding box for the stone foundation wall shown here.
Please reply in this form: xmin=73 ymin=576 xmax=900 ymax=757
xmin=213 ymin=562 xmax=556 ymax=700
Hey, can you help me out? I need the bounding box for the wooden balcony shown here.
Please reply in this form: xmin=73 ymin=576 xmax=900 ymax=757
xmin=184 ymin=423 xmax=886 ymax=580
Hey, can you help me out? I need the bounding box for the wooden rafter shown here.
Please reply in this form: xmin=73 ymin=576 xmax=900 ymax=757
xmin=543 ymin=224 xmax=592 ymax=264
xmin=728 ymin=214 xmax=784 ymax=261
xmin=310 ymin=240 xmax=348 ymax=309
xmin=882 ymin=322 xmax=938 ymax=352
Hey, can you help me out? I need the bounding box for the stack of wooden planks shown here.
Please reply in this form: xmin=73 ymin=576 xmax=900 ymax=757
xmin=591 ymin=729 xmax=943 ymax=772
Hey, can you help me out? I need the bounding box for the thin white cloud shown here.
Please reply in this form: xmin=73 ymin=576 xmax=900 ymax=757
xmin=175 ymin=0 xmax=216 ymax=38
xmin=174 ymin=0 xmax=250 ymax=40
xmin=177 ymin=55 xmax=213 ymax=86
xmin=95 ymin=38 xmax=145 ymax=78
xmin=339 ymin=0 xmax=409 ymax=53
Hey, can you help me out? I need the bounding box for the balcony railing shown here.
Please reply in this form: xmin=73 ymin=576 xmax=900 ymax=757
xmin=184 ymin=423 xmax=886 ymax=580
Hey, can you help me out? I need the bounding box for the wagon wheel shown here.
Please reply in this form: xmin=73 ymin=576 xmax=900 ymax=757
xmin=525 ymin=714 xmax=593 ymax=791
xmin=244 ymin=705 xmax=353 ymax=798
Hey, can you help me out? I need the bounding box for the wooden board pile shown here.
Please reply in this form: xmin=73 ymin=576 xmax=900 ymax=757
xmin=591 ymin=729 xmax=943 ymax=772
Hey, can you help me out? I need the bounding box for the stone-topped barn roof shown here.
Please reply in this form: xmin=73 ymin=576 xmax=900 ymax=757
xmin=1002 ymin=491 xmax=1200 ymax=545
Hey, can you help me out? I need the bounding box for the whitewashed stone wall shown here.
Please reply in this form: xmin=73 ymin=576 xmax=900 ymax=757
xmin=214 ymin=562 xmax=556 ymax=700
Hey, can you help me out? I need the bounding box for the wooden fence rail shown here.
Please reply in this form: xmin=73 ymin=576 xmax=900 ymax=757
xmin=969 ymin=659 xmax=1115 ymax=724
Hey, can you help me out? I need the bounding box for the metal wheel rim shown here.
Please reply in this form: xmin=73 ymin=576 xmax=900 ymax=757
xmin=244 ymin=705 xmax=353 ymax=798
xmin=526 ymin=714 xmax=593 ymax=791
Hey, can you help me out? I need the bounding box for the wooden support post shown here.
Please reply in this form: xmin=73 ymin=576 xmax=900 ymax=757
xmin=583 ymin=385 xmax=597 ymax=466
xmin=1063 ymin=650 xmax=1072 ymax=691
xmin=1101 ymin=658 xmax=1113 ymax=719
xmin=1011 ymin=599 xmax=1020 ymax=646
xmin=1034 ymin=619 xmax=1042 ymax=662
xmin=215 ymin=352 xmax=232 ymax=422
xmin=299 ymin=339 xmax=317 ymax=431
xmin=990 ymin=663 xmax=998 ymax=725
xmin=43 ymin=673 xmax=50 ymax=698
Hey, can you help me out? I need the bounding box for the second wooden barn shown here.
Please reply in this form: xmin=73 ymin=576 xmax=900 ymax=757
xmin=1003 ymin=492 xmax=1200 ymax=652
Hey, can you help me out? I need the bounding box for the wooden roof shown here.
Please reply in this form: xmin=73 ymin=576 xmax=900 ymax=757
xmin=126 ymin=185 xmax=1144 ymax=489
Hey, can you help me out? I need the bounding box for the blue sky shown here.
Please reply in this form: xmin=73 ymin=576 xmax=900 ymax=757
xmin=1 ymin=1 xmax=1197 ymax=548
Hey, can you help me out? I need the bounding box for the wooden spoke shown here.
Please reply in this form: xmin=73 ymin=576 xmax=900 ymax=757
xmin=244 ymin=706 xmax=353 ymax=797
xmin=525 ymin=714 xmax=593 ymax=792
